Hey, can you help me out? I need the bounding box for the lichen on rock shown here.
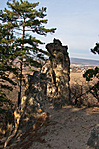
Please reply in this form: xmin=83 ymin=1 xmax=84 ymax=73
xmin=4 ymin=38 xmax=71 ymax=148
xmin=41 ymin=38 xmax=71 ymax=107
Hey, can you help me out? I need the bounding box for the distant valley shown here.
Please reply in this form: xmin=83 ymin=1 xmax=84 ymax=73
xmin=70 ymin=57 xmax=99 ymax=66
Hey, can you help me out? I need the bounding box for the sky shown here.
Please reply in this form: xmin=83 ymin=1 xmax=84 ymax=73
xmin=0 ymin=0 xmax=99 ymax=60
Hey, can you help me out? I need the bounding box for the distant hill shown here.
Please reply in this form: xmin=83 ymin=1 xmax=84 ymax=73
xmin=70 ymin=57 xmax=99 ymax=66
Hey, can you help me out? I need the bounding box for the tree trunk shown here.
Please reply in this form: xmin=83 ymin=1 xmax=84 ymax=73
xmin=18 ymin=60 xmax=22 ymax=106
xmin=18 ymin=18 xmax=25 ymax=106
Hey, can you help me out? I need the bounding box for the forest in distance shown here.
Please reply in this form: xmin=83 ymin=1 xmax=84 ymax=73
xmin=70 ymin=57 xmax=99 ymax=66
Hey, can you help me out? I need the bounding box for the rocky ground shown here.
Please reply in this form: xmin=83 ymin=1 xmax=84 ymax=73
xmin=1 ymin=104 xmax=99 ymax=149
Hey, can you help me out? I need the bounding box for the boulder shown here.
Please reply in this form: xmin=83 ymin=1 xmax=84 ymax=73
xmin=87 ymin=124 xmax=99 ymax=149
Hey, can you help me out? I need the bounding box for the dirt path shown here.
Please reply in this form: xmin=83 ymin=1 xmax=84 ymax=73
xmin=31 ymin=105 xmax=98 ymax=149
xmin=4 ymin=105 xmax=98 ymax=149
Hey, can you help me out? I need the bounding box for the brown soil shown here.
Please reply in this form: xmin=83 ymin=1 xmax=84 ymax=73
xmin=0 ymin=73 xmax=99 ymax=149
xmin=1 ymin=104 xmax=99 ymax=149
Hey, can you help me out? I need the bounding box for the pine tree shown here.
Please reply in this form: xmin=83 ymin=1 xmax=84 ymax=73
xmin=83 ymin=43 xmax=99 ymax=102
xmin=0 ymin=0 xmax=56 ymax=106
xmin=0 ymin=23 xmax=17 ymax=113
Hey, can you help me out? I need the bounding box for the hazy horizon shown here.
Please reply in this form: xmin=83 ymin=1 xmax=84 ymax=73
xmin=0 ymin=0 xmax=99 ymax=60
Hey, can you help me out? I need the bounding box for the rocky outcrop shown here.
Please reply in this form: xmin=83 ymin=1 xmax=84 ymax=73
xmin=87 ymin=124 xmax=99 ymax=149
xmin=25 ymin=38 xmax=70 ymax=108
xmin=4 ymin=39 xmax=70 ymax=148
xmin=41 ymin=38 xmax=70 ymax=107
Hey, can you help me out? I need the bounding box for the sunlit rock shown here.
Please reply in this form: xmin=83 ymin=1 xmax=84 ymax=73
xmin=41 ymin=38 xmax=71 ymax=107
xmin=4 ymin=39 xmax=70 ymax=148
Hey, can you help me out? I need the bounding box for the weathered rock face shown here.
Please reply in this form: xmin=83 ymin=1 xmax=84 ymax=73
xmin=41 ymin=38 xmax=70 ymax=107
xmin=25 ymin=38 xmax=70 ymax=108
xmin=4 ymin=39 xmax=70 ymax=148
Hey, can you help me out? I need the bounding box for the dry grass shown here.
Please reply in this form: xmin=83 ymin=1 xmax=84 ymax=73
xmin=70 ymin=72 xmax=99 ymax=107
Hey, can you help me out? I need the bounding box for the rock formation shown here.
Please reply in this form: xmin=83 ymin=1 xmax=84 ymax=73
xmin=87 ymin=124 xmax=99 ymax=149
xmin=25 ymin=38 xmax=71 ymax=108
xmin=4 ymin=39 xmax=70 ymax=148
xmin=41 ymin=38 xmax=70 ymax=107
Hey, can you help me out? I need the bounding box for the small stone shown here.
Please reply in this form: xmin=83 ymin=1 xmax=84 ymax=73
xmin=87 ymin=124 xmax=99 ymax=148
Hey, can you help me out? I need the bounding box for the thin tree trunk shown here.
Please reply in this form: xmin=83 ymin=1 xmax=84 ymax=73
xmin=18 ymin=17 xmax=25 ymax=107
xmin=18 ymin=60 xmax=22 ymax=106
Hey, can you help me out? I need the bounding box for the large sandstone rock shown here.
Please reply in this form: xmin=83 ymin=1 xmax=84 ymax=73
xmin=4 ymin=39 xmax=70 ymax=148
xmin=26 ymin=38 xmax=71 ymax=108
xmin=41 ymin=38 xmax=70 ymax=107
